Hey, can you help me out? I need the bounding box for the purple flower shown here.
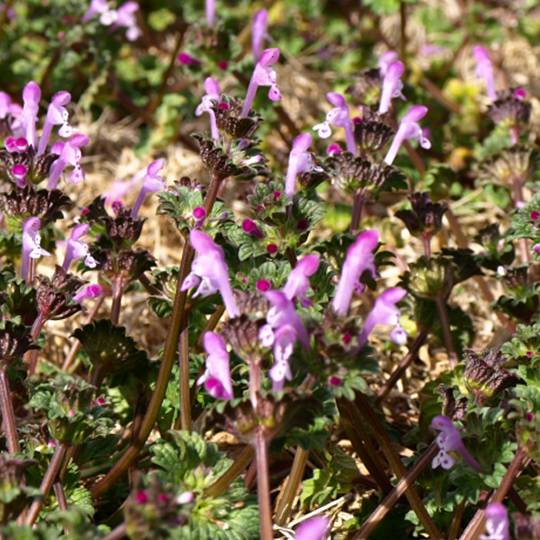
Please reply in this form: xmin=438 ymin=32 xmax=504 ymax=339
xmin=37 ymin=91 xmax=72 ymax=156
xmin=295 ymin=516 xmax=330 ymax=540
xmin=285 ymin=133 xmax=317 ymax=199
xmin=473 ymin=45 xmax=497 ymax=102
xmin=63 ymin=223 xmax=97 ymax=271
xmin=384 ymin=105 xmax=431 ymax=165
xmin=259 ymin=290 xmax=309 ymax=392
xmin=198 ymin=331 xmax=233 ymax=400
xmin=358 ymin=287 xmax=407 ymax=347
xmin=378 ymin=51 xmax=399 ymax=76
xmin=431 ymin=416 xmax=482 ymax=472
xmin=21 ymin=217 xmax=50 ymax=283
xmin=82 ymin=0 xmax=109 ymax=22
xmin=131 ymin=159 xmax=166 ymax=218
xmin=11 ymin=164 xmax=27 ymax=188
xmin=114 ymin=2 xmax=141 ymax=41
xmin=178 ymin=52 xmax=201 ymax=66
xmin=181 ymin=230 xmax=240 ymax=318
xmin=21 ymin=81 xmax=41 ymax=148
xmin=206 ymin=0 xmax=215 ymax=27
xmin=481 ymin=503 xmax=509 ymax=540
xmin=195 ymin=77 xmax=221 ymax=140
xmin=73 ymin=283 xmax=103 ymax=303
xmin=313 ymin=92 xmax=356 ymax=154
xmin=252 ymin=9 xmax=268 ymax=61
xmin=241 ymin=48 xmax=281 ymax=117
xmin=332 ymin=230 xmax=379 ymax=316
xmin=378 ymin=60 xmax=405 ymax=114
xmin=48 ymin=133 xmax=89 ymax=188
xmin=282 ymin=253 xmax=320 ymax=305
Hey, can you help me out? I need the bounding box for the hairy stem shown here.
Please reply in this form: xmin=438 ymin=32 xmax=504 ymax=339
xmin=353 ymin=393 xmax=443 ymax=539
xmin=90 ymin=174 xmax=224 ymax=498
xmin=274 ymin=447 xmax=309 ymax=525
xmin=352 ymin=443 xmax=438 ymax=539
xmin=179 ymin=328 xmax=192 ymax=431
xmin=53 ymin=481 xmax=68 ymax=511
xmin=25 ymin=443 xmax=68 ymax=525
xmin=422 ymin=232 xmax=431 ymax=258
xmin=0 ymin=367 xmax=20 ymax=453
xmin=254 ymin=430 xmax=273 ymax=540
xmin=110 ymin=276 xmax=126 ymax=326
xmin=205 ymin=446 xmax=254 ymax=498
xmin=435 ymin=293 xmax=457 ymax=365
xmin=26 ymin=313 xmax=46 ymax=375
xmin=350 ymin=191 xmax=365 ymax=233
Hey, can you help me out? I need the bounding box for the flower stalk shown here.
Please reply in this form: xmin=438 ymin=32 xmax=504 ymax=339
xmin=0 ymin=367 xmax=20 ymax=454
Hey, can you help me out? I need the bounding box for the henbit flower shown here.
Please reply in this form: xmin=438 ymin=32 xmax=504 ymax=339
xmin=252 ymin=9 xmax=268 ymax=61
xmin=5 ymin=136 xmax=28 ymax=153
xmin=82 ymin=0 xmax=109 ymax=22
xmin=295 ymin=516 xmax=330 ymax=540
xmin=21 ymin=217 xmax=50 ymax=283
xmin=378 ymin=51 xmax=399 ymax=77
xmin=264 ymin=290 xmax=309 ymax=347
xmin=131 ymin=159 xmax=166 ymax=218
xmin=198 ymin=331 xmax=233 ymax=400
xmin=37 ymin=91 xmax=73 ymax=156
xmin=48 ymin=133 xmax=89 ymax=188
xmin=241 ymin=47 xmax=281 ymax=117
xmin=268 ymin=324 xmax=296 ymax=392
xmin=21 ymin=81 xmax=41 ymax=149
xmin=181 ymin=230 xmax=240 ymax=318
xmin=282 ymin=253 xmax=320 ymax=305
xmin=332 ymin=229 xmax=379 ymax=316
xmin=473 ymin=45 xmax=497 ymax=102
xmin=383 ymin=105 xmax=431 ymax=165
xmin=313 ymin=92 xmax=356 ymax=155
xmin=73 ymin=283 xmax=103 ymax=303
xmin=285 ymin=133 xmax=316 ymax=199
xmin=480 ymin=503 xmax=510 ymax=540
xmin=378 ymin=60 xmax=405 ymax=114
xmin=431 ymin=416 xmax=482 ymax=472
xmin=113 ymin=2 xmax=141 ymax=41
xmin=357 ymin=287 xmax=407 ymax=347
xmin=206 ymin=0 xmax=215 ymax=27
xmin=195 ymin=77 xmax=221 ymax=140
xmin=178 ymin=52 xmax=201 ymax=66
xmin=11 ymin=164 xmax=27 ymax=188
xmin=63 ymin=223 xmax=98 ymax=271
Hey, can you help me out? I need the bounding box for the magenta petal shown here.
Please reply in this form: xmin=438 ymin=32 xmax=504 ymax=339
xmin=295 ymin=516 xmax=330 ymax=540
xmin=326 ymin=92 xmax=346 ymax=108
xmin=259 ymin=47 xmax=280 ymax=66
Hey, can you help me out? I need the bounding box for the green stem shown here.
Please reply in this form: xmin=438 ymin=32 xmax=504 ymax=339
xmin=90 ymin=174 xmax=224 ymax=498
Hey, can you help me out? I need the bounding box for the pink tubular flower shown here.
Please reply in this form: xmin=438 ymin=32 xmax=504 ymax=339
xmin=37 ymin=91 xmax=72 ymax=156
xmin=481 ymin=503 xmax=509 ymax=540
xmin=378 ymin=60 xmax=405 ymax=114
xmin=473 ymin=45 xmax=497 ymax=102
xmin=11 ymin=164 xmax=27 ymax=188
xmin=82 ymin=0 xmax=109 ymax=22
xmin=198 ymin=332 xmax=233 ymax=400
xmin=63 ymin=223 xmax=97 ymax=270
xmin=0 ymin=92 xmax=12 ymax=120
xmin=332 ymin=230 xmax=379 ymax=316
xmin=431 ymin=416 xmax=482 ymax=472
xmin=195 ymin=77 xmax=221 ymax=140
xmin=48 ymin=133 xmax=89 ymax=188
xmin=131 ymin=159 xmax=166 ymax=218
xmin=178 ymin=52 xmax=201 ymax=66
xmin=384 ymin=105 xmax=431 ymax=165
xmin=252 ymin=9 xmax=268 ymax=61
xmin=313 ymin=92 xmax=356 ymax=154
xmin=181 ymin=230 xmax=240 ymax=318
xmin=282 ymin=253 xmax=320 ymax=304
xmin=268 ymin=324 xmax=296 ymax=392
xmin=21 ymin=81 xmax=41 ymax=148
xmin=73 ymin=283 xmax=103 ymax=303
xmin=21 ymin=217 xmax=50 ymax=283
xmin=206 ymin=0 xmax=215 ymax=27
xmin=378 ymin=51 xmax=399 ymax=77
xmin=241 ymin=48 xmax=281 ymax=117
xmin=295 ymin=516 xmax=330 ymax=540
xmin=358 ymin=287 xmax=407 ymax=346
xmin=285 ymin=133 xmax=316 ymax=199
xmin=114 ymin=2 xmax=141 ymax=41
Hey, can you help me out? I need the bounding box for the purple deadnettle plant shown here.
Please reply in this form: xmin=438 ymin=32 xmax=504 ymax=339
xmin=378 ymin=60 xmax=405 ymax=114
xmin=384 ymin=105 xmax=431 ymax=165
xmin=195 ymin=77 xmax=221 ymax=141
xmin=332 ymin=229 xmax=379 ymax=316
xmin=131 ymin=159 xmax=166 ymax=218
xmin=48 ymin=133 xmax=89 ymax=187
xmin=241 ymin=47 xmax=281 ymax=117
xmin=282 ymin=253 xmax=320 ymax=305
xmin=431 ymin=416 xmax=482 ymax=471
xmin=285 ymin=133 xmax=317 ymax=199
xmin=313 ymin=92 xmax=356 ymax=155
xmin=62 ymin=223 xmax=98 ymax=270
xmin=181 ymin=229 xmax=240 ymax=318
xmin=199 ymin=331 xmax=233 ymax=400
